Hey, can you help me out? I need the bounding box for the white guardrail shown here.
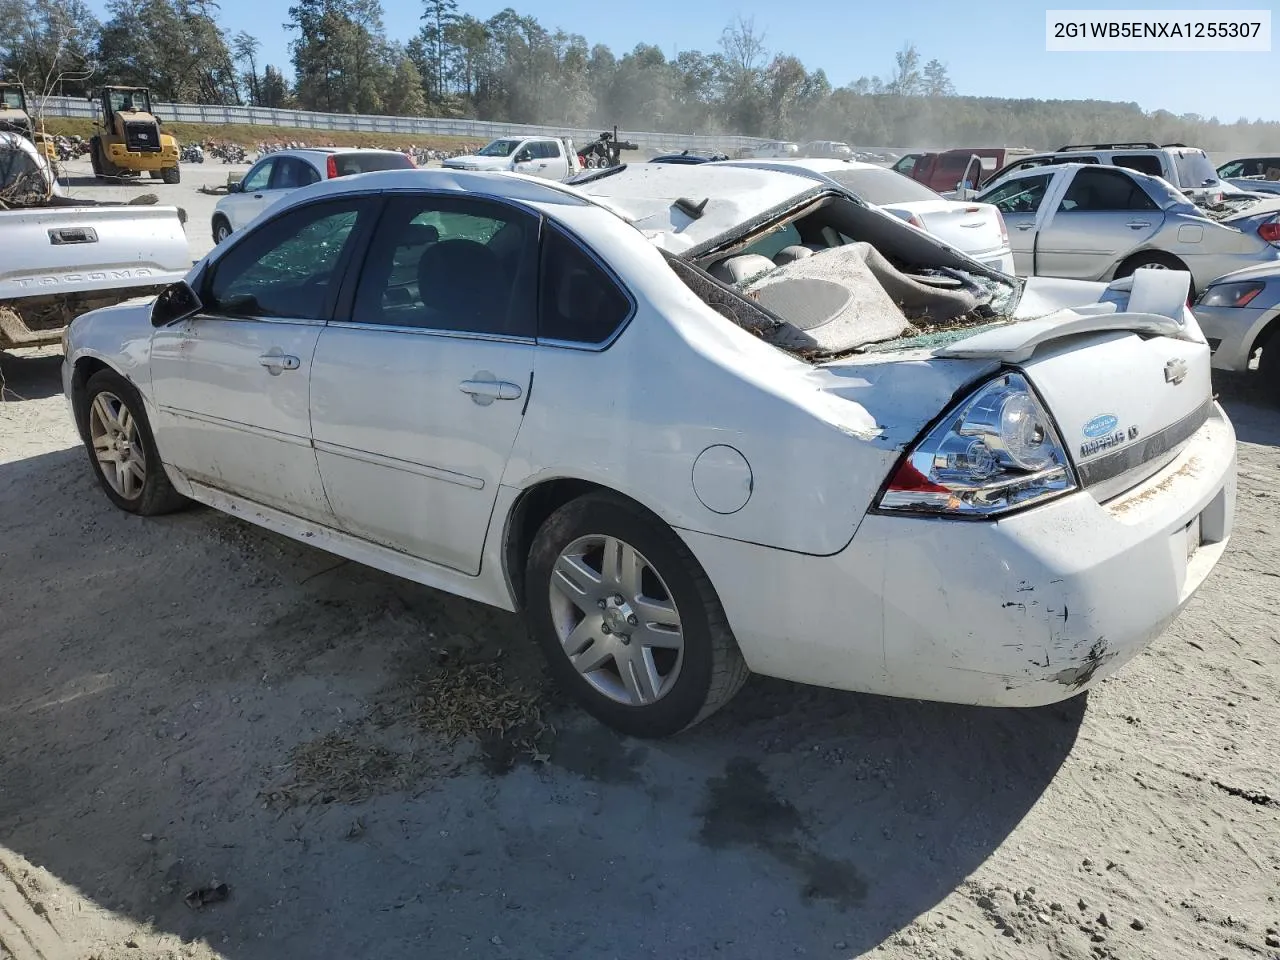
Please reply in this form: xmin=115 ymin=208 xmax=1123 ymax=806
xmin=37 ymin=95 xmax=767 ymax=153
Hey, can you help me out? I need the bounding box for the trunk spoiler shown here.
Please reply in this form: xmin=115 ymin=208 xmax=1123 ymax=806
xmin=936 ymin=269 xmax=1200 ymax=363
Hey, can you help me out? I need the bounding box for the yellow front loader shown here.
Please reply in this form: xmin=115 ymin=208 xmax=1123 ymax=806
xmin=88 ymin=86 xmax=181 ymax=183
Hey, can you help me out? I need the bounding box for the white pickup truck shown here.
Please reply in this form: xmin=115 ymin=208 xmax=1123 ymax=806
xmin=442 ymin=136 xmax=580 ymax=180
xmin=0 ymin=132 xmax=190 ymax=350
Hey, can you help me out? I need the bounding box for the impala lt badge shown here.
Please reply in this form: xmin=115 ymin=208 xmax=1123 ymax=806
xmin=1164 ymin=358 xmax=1188 ymax=385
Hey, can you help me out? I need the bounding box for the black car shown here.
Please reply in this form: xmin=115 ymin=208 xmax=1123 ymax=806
xmin=648 ymin=149 xmax=730 ymax=165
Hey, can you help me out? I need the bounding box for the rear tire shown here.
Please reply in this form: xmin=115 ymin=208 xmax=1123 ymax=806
xmin=90 ymin=138 xmax=106 ymax=179
xmin=162 ymin=165 xmax=181 ymax=184
xmin=79 ymin=369 xmax=189 ymax=516
xmin=524 ymin=492 xmax=749 ymax=738
xmin=1115 ymin=251 xmax=1193 ymax=298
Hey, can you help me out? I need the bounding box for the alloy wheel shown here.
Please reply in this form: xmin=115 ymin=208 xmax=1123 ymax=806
xmin=89 ymin=391 xmax=146 ymax=500
xmin=548 ymin=534 xmax=685 ymax=706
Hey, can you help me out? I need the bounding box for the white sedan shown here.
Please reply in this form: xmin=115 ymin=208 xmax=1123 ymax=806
xmin=721 ymin=157 xmax=1015 ymax=274
xmin=63 ymin=163 xmax=1236 ymax=738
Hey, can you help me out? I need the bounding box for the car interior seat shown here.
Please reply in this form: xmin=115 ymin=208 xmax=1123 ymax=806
xmin=416 ymin=239 xmax=506 ymax=331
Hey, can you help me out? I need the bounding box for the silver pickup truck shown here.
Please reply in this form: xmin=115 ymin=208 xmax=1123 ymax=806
xmin=0 ymin=131 xmax=190 ymax=350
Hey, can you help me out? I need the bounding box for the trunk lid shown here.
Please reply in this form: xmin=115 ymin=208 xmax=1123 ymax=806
xmin=938 ymin=267 xmax=1213 ymax=500
xmin=886 ymin=200 xmax=1006 ymax=256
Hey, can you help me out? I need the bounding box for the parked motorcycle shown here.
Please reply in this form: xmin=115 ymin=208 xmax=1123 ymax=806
xmin=181 ymin=144 xmax=204 ymax=163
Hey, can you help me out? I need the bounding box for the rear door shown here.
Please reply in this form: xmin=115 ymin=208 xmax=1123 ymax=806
xmin=1038 ymin=167 xmax=1163 ymax=280
xmin=150 ymin=196 xmax=371 ymax=522
xmin=309 ymin=192 xmax=540 ymax=574
xmin=979 ymin=172 xmax=1055 ymax=275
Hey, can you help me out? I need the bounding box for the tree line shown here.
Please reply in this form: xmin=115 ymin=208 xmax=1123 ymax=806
xmin=5 ymin=0 xmax=1280 ymax=151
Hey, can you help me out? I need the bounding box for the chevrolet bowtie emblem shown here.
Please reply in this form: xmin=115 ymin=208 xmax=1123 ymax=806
xmin=1164 ymin=358 xmax=1188 ymax=385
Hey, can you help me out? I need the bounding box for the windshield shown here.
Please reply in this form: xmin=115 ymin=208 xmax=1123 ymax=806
xmin=108 ymin=89 xmax=151 ymax=114
xmin=828 ymin=167 xmax=938 ymax=204
xmin=1 ymin=90 xmax=24 ymax=110
xmin=1173 ymin=151 xmax=1218 ymax=188
xmin=477 ymin=139 xmax=520 ymax=157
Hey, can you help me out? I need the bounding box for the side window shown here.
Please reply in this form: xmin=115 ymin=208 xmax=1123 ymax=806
xmin=538 ymin=225 xmax=632 ymax=345
xmin=1058 ymin=168 xmax=1157 ymax=212
xmin=240 ymin=159 xmax=273 ymax=192
xmin=1111 ymin=154 xmax=1164 ymax=177
xmin=351 ymin=194 xmax=537 ymax=336
xmin=270 ymin=157 xmax=305 ymax=190
xmin=206 ymin=199 xmax=365 ymax=320
xmin=535 ymin=141 xmax=558 ymax=160
xmin=893 ymin=155 xmax=917 ymax=175
xmin=1218 ymin=160 xmax=1244 ymax=178
xmin=981 ymin=174 xmax=1053 ymax=214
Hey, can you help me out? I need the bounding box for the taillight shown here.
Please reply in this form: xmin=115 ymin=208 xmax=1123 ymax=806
xmin=877 ymin=373 xmax=1076 ymax=517
xmin=907 ymin=213 xmax=924 ymax=229
xmin=326 ymin=154 xmax=338 ymax=178
xmin=996 ymin=211 xmax=1009 ymax=246
xmin=1259 ymin=218 xmax=1280 ymax=245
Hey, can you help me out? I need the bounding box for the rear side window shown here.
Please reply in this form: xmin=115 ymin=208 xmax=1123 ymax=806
xmin=1111 ymin=154 xmax=1163 ymax=177
xmin=331 ymin=151 xmax=413 ymax=177
xmin=1059 ymin=168 xmax=1157 ymax=212
xmin=538 ymin=225 xmax=632 ymax=345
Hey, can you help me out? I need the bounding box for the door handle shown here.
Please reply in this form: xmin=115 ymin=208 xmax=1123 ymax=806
xmin=1016 ymin=222 xmax=1034 ymax=230
xmin=460 ymin=378 xmax=522 ymax=404
xmin=253 ymin=193 xmax=263 ymax=199
xmin=1126 ymin=221 xmax=1151 ymax=229
xmin=259 ymin=354 xmax=299 ymax=372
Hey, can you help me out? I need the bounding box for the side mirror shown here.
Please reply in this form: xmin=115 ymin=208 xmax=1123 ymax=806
xmin=515 ymin=150 xmax=533 ymax=163
xmin=151 ymin=280 xmax=202 ymax=327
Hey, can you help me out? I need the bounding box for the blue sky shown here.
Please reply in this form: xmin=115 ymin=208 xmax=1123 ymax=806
xmin=90 ymin=0 xmax=1275 ymax=120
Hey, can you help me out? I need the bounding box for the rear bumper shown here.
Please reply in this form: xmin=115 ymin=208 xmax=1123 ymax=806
xmin=1193 ymin=303 xmax=1276 ymax=371
xmin=680 ymin=404 xmax=1236 ymax=707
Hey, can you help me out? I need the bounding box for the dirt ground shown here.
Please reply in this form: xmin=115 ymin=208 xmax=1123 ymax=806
xmin=1 ymin=345 xmax=1279 ymax=960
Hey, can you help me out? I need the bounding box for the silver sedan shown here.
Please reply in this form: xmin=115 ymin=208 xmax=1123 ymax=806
xmin=1193 ymin=261 xmax=1280 ymax=395
xmin=977 ymin=162 xmax=1280 ymax=295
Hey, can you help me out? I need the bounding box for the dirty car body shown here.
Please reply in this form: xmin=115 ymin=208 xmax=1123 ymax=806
xmin=62 ymin=164 xmax=1236 ymax=735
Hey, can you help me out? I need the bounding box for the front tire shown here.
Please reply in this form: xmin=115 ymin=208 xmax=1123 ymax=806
xmin=80 ymin=369 xmax=188 ymax=516
xmin=1256 ymin=328 xmax=1280 ymax=404
xmin=162 ymin=165 xmax=181 ymax=184
xmin=212 ymin=215 xmax=232 ymax=245
xmin=525 ymin=493 xmax=749 ymax=738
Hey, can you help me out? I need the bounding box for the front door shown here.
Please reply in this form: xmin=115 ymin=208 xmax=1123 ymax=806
xmin=980 ymin=172 xmax=1054 ymax=276
xmin=1036 ymin=167 xmax=1163 ymax=281
xmin=150 ymin=196 xmax=371 ymax=523
xmin=220 ymin=157 xmax=275 ymax=230
xmin=309 ymin=192 xmax=540 ymax=575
